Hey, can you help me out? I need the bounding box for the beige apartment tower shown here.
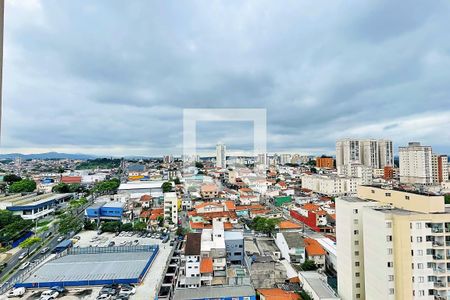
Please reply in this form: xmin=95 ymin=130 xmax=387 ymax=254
xmin=337 ymin=185 xmax=450 ymax=300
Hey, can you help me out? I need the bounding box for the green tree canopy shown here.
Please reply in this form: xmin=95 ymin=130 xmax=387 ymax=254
xmin=250 ymin=217 xmax=280 ymax=234
xmin=20 ymin=236 xmax=41 ymax=249
xmin=161 ymin=182 xmax=172 ymax=193
xmin=133 ymin=221 xmax=147 ymax=232
xmin=3 ymin=174 xmax=22 ymax=185
xmin=300 ymin=259 xmax=318 ymax=271
xmin=57 ymin=213 xmax=83 ymax=235
xmin=9 ymin=179 xmax=36 ymax=193
xmin=92 ymin=178 xmax=120 ymax=195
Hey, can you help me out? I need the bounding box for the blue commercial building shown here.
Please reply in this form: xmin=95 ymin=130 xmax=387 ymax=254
xmin=85 ymin=202 xmax=124 ymax=220
xmin=0 ymin=193 xmax=73 ymax=221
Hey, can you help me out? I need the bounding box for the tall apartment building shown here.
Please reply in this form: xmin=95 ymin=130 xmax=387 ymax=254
xmin=163 ymin=192 xmax=178 ymax=224
xmin=163 ymin=155 xmax=174 ymax=164
xmin=316 ymin=156 xmax=335 ymax=169
xmin=337 ymin=185 xmax=449 ymax=300
xmin=280 ymin=154 xmax=292 ymax=165
xmin=399 ymin=142 xmax=433 ymax=185
xmin=432 ymin=154 xmax=449 ymax=184
xmin=257 ymin=153 xmax=269 ymax=166
xmin=216 ymin=144 xmax=226 ymax=169
xmin=336 ymin=139 xmax=393 ymax=174
xmin=340 ymin=164 xmax=373 ymax=185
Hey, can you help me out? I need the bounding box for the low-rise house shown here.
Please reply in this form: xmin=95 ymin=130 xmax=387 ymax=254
xmin=224 ymin=231 xmax=244 ymax=264
xmin=275 ymin=232 xmax=305 ymax=263
xmin=257 ymin=288 xmax=300 ymax=300
xmin=304 ymin=238 xmax=326 ymax=269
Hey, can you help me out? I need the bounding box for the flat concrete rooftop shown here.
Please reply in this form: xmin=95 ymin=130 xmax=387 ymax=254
xmin=19 ymin=246 xmax=158 ymax=287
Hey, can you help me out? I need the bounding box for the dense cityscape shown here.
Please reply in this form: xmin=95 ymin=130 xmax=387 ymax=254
xmin=2 ymin=1 xmax=450 ymax=300
xmin=0 ymin=139 xmax=448 ymax=300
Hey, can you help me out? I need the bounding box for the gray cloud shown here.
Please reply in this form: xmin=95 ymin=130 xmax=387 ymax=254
xmin=2 ymin=0 xmax=450 ymax=156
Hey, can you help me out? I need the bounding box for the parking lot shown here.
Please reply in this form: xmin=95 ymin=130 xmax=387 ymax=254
xmin=1 ymin=230 xmax=174 ymax=300
xmin=74 ymin=230 xmax=170 ymax=248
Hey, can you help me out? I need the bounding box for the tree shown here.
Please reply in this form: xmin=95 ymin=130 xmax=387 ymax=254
xmin=300 ymin=259 xmax=317 ymax=271
xmin=84 ymin=220 xmax=96 ymax=230
xmin=9 ymin=179 xmax=36 ymax=193
xmin=121 ymin=223 xmax=133 ymax=232
xmin=58 ymin=213 xmax=83 ymax=235
xmin=173 ymin=177 xmax=181 ymax=185
xmin=157 ymin=215 xmax=164 ymax=227
xmin=20 ymin=236 xmax=41 ymax=254
xmin=101 ymin=221 xmax=122 ymax=232
xmin=133 ymin=221 xmax=147 ymax=232
xmin=3 ymin=174 xmax=22 ymax=185
xmin=161 ymin=182 xmax=172 ymax=193
xmin=52 ymin=183 xmax=70 ymax=193
xmin=445 ymin=194 xmax=450 ymax=205
xmin=251 ymin=217 xmax=280 ymax=234
xmin=92 ymin=178 xmax=120 ymax=195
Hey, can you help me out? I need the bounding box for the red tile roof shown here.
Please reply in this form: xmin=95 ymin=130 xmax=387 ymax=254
xmin=61 ymin=176 xmax=82 ymax=184
xmin=200 ymin=257 xmax=213 ymax=273
xmin=304 ymin=238 xmax=326 ymax=256
xmin=257 ymin=288 xmax=300 ymax=300
xmin=278 ymin=220 xmax=302 ymax=230
xmin=224 ymin=201 xmax=236 ymax=211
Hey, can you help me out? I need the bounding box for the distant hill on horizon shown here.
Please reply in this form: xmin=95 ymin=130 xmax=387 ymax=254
xmin=0 ymin=152 xmax=98 ymax=160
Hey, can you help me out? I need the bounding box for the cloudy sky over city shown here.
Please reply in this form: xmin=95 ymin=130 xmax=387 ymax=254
xmin=2 ymin=0 xmax=450 ymax=156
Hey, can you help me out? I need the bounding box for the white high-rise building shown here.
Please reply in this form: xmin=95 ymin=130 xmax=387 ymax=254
xmin=336 ymin=139 xmax=393 ymax=174
xmin=163 ymin=192 xmax=178 ymax=224
xmin=216 ymin=144 xmax=226 ymax=169
xmin=337 ymin=186 xmax=449 ymax=300
xmin=378 ymin=139 xmax=394 ymax=168
xmin=257 ymin=153 xmax=269 ymax=166
xmin=280 ymin=154 xmax=292 ymax=165
xmin=399 ymin=142 xmax=433 ymax=185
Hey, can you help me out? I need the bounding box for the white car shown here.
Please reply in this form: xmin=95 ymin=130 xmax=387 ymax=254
xmin=57 ymin=237 xmax=64 ymax=242
xmin=119 ymin=285 xmax=136 ymax=296
xmin=96 ymin=294 xmax=111 ymax=300
xmin=6 ymin=287 xmax=26 ymax=298
xmin=18 ymin=252 xmax=27 ymax=260
xmin=39 ymin=290 xmax=59 ymax=300
xmin=19 ymin=262 xmax=30 ymax=270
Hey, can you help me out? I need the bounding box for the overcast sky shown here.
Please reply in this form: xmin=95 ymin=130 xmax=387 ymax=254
xmin=2 ymin=0 xmax=450 ymax=157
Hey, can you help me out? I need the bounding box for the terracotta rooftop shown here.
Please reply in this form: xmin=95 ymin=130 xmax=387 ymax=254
xmin=278 ymin=220 xmax=302 ymax=230
xmin=140 ymin=195 xmax=152 ymax=202
xmin=61 ymin=176 xmax=82 ymax=184
xmin=304 ymin=238 xmax=326 ymax=256
xmin=224 ymin=200 xmax=236 ymax=211
xmin=200 ymin=257 xmax=213 ymax=273
xmin=257 ymin=288 xmax=300 ymax=300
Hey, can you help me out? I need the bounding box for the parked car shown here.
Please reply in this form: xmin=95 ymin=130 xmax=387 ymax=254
xmin=108 ymin=241 xmax=115 ymax=247
xmin=115 ymin=294 xmax=129 ymax=300
xmin=44 ymin=231 xmax=52 ymax=238
xmin=73 ymin=236 xmax=81 ymax=240
xmin=57 ymin=236 xmax=64 ymax=242
xmin=119 ymin=284 xmax=136 ymax=296
xmin=19 ymin=262 xmax=30 ymax=270
xmin=40 ymin=247 xmax=49 ymax=254
xmin=18 ymin=252 xmax=27 ymax=260
xmin=39 ymin=290 xmax=59 ymax=300
xmin=96 ymin=294 xmax=111 ymax=300
xmin=50 ymin=286 xmax=66 ymax=293
xmin=162 ymin=235 xmax=169 ymax=243
xmin=6 ymin=287 xmax=26 ymax=298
